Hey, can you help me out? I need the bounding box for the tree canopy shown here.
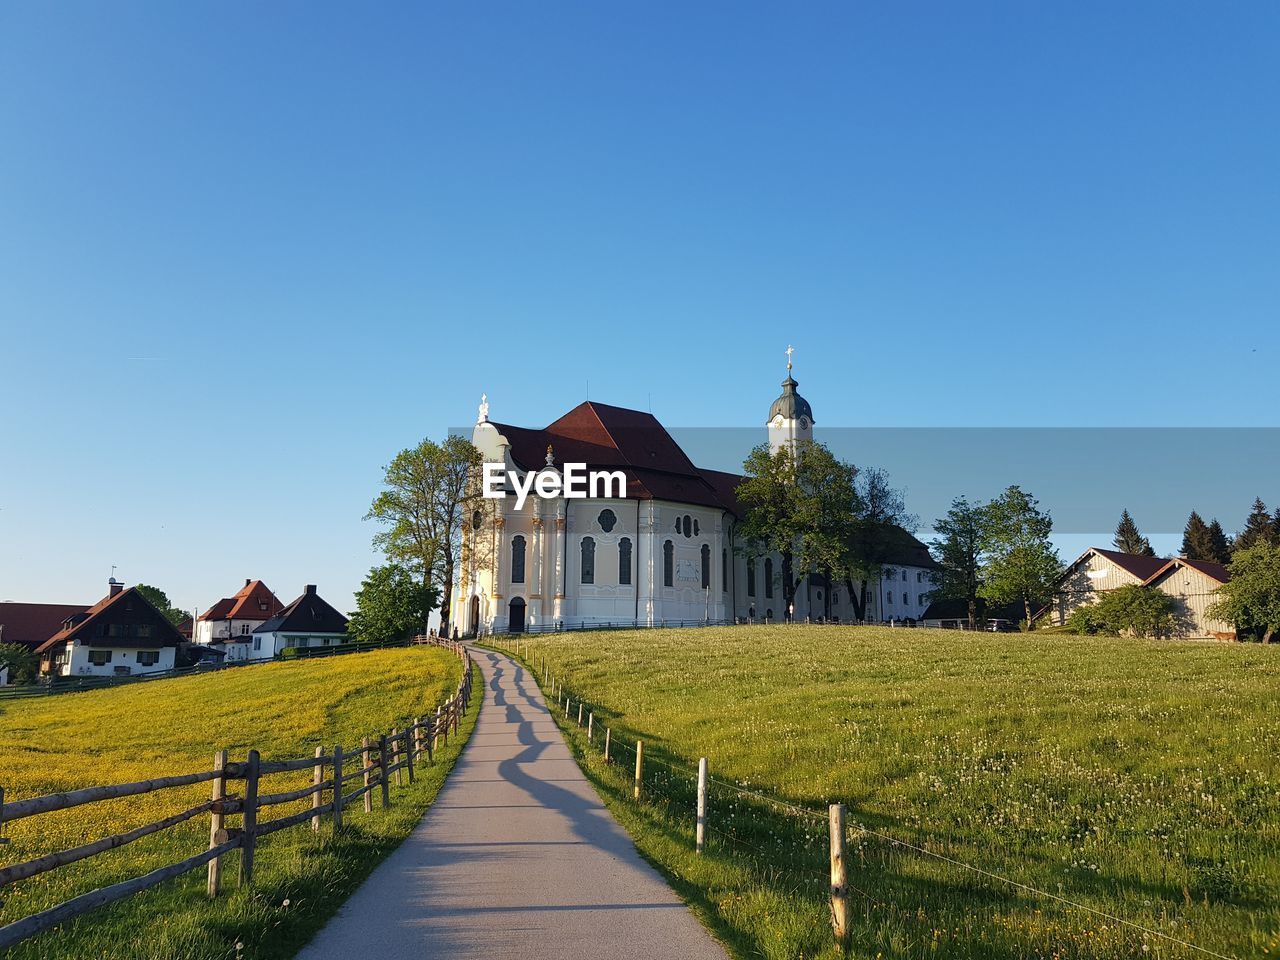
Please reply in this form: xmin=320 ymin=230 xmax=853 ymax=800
xmin=930 ymin=496 xmax=985 ymax=629
xmin=839 ymin=467 xmax=915 ymax=621
xmin=737 ymin=440 xmax=857 ymax=616
xmin=978 ymin=485 xmax=1061 ymax=628
xmin=1207 ymin=542 xmax=1280 ymax=643
xmin=366 ymin=435 xmax=483 ymax=635
xmin=1234 ymin=498 xmax=1277 ymax=553
xmin=1112 ymin=509 xmax=1154 ymax=557
xmin=348 ymin=563 xmax=440 ymax=645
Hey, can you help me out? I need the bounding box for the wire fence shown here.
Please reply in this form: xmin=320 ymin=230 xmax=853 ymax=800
xmin=491 ymin=635 xmax=1244 ymax=960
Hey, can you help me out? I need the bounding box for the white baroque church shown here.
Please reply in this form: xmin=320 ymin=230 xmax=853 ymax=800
xmin=454 ymin=364 xmax=939 ymax=633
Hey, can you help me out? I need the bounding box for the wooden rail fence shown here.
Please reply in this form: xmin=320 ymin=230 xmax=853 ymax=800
xmin=0 ymin=637 xmax=474 ymax=951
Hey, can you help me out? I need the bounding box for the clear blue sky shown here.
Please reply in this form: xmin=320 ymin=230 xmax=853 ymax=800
xmin=2 ymin=2 xmax=1277 ymax=614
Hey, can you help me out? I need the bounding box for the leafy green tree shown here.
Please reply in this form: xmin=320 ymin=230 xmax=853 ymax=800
xmin=737 ymin=440 xmax=857 ymax=617
xmin=930 ymin=496 xmax=986 ymax=630
xmin=0 ymin=642 xmax=39 ymax=683
xmin=1207 ymin=542 xmax=1280 ymax=643
xmin=839 ymin=467 xmax=915 ymax=621
xmin=366 ymin=435 xmax=483 ymax=637
xmin=1233 ymin=498 xmax=1277 ymax=553
xmin=1065 ymin=584 xmax=1178 ymax=638
xmin=348 ymin=564 xmax=440 ymax=644
xmin=1112 ymin=509 xmax=1154 ymax=556
xmin=978 ymin=485 xmax=1061 ymax=628
xmin=1207 ymin=519 xmax=1232 ymax=565
xmin=1181 ymin=511 xmax=1218 ymax=562
xmin=135 ymin=584 xmax=188 ymax=627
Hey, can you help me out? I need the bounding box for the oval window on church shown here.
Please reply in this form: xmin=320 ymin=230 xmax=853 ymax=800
xmin=598 ymin=509 xmax=617 ymax=533
xmin=682 ymin=516 xmax=692 ymax=538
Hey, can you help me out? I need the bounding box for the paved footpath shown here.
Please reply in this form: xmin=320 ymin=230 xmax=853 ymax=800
xmin=296 ymin=647 xmax=728 ymax=960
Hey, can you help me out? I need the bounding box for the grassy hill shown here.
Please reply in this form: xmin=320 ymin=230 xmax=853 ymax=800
xmin=0 ymin=647 xmax=472 ymax=960
xmin=517 ymin=625 xmax=1279 ymax=960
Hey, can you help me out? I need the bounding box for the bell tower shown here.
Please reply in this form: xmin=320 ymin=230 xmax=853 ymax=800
xmin=767 ymin=345 xmax=814 ymax=454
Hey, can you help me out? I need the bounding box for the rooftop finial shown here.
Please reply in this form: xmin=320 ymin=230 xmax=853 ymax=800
xmin=785 ymin=344 xmax=794 ymax=373
xmin=545 ymin=444 xmax=555 ymax=467
xmin=477 ymin=393 xmax=490 ymax=424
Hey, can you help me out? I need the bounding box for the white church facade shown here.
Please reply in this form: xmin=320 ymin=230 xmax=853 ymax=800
xmin=454 ymin=367 xmax=938 ymax=633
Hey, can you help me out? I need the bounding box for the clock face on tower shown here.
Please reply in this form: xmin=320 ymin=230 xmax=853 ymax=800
xmin=799 ymin=416 xmax=809 ymax=429
xmin=771 ymin=414 xmax=784 ymax=428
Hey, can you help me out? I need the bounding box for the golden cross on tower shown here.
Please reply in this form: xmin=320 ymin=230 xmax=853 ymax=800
xmin=785 ymin=344 xmax=794 ymax=372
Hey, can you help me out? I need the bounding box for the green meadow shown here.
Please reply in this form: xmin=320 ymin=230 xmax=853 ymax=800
xmin=0 ymin=647 xmax=472 ymax=960
xmin=514 ymin=626 xmax=1279 ymax=960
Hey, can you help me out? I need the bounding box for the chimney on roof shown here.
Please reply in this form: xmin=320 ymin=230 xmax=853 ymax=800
xmin=245 ymin=578 xmax=251 ymax=587
xmin=305 ymin=584 xmax=317 ymax=596
xmin=108 ymin=578 xmax=124 ymax=598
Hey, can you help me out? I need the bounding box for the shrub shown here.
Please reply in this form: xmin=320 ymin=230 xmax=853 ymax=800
xmin=1066 ymin=585 xmax=1177 ymax=638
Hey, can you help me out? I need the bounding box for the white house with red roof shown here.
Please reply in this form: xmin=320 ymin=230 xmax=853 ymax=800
xmin=194 ymin=579 xmax=284 ymax=662
xmin=35 ymin=580 xmax=184 ymax=677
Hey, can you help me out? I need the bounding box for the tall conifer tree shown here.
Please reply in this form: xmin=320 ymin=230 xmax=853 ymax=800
xmin=1234 ymin=498 xmax=1277 ymax=553
xmin=1112 ymin=509 xmax=1154 ymax=556
xmin=1181 ymin=511 xmax=1217 ymax=562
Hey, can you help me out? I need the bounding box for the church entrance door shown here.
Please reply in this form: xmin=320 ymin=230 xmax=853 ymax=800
xmin=508 ymin=597 xmax=526 ymax=633
xmin=469 ymin=596 xmax=480 ymax=635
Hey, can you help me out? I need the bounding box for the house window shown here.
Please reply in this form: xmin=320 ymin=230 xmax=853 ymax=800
xmin=511 ymin=535 xmax=526 ymax=584
xmin=663 ymin=540 xmax=674 ymax=587
xmin=917 ymin=571 xmax=924 ymax=583
xmin=918 ymin=594 xmax=928 ymax=607
xmin=902 ymin=592 xmax=909 ymax=605
xmin=722 ymin=549 xmax=728 ymax=591
xmin=764 ymin=558 xmax=774 ymax=599
xmin=886 ymin=593 xmax=894 ymax=605
xmin=137 ymin=623 xmax=152 ymax=639
xmin=598 ymin=509 xmax=617 ymax=533
xmin=253 ymin=636 xmax=262 ymax=652
xmin=701 ymin=544 xmax=711 ymax=589
xmin=747 ymin=558 xmax=756 ymax=597
xmin=619 ymin=537 xmax=632 ymax=585
xmin=241 ymin=623 xmax=251 ymax=635
xmin=137 ymin=651 xmax=159 ymax=666
xmin=834 ymin=591 xmax=840 ymax=605
xmin=88 ymin=650 xmax=112 ymax=666
xmin=581 ymin=537 xmax=595 ymax=584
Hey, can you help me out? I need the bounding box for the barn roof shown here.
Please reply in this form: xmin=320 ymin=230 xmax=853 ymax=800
xmin=0 ymin=602 xmax=90 ymax=650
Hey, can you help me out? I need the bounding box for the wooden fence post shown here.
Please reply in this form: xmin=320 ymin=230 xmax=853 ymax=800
xmin=634 ymin=740 xmax=644 ymax=801
xmin=391 ymin=729 xmax=403 ymax=788
xmin=362 ymin=737 xmax=373 ymax=814
xmin=378 ymin=735 xmax=391 ymax=809
xmin=587 ymin=711 xmax=594 ymax=744
xmin=829 ymin=803 xmax=849 ymax=946
xmin=577 ymin=701 xmax=584 ymax=725
xmin=433 ymin=707 xmax=442 ymax=754
xmin=332 ymin=745 xmax=344 ymax=831
xmin=565 ymin=696 xmax=571 ymax=718
xmin=239 ymin=750 xmax=260 ymax=888
xmin=206 ymin=749 xmax=227 ymax=897
xmin=405 ymin=726 xmax=415 ymax=784
xmin=311 ymin=746 xmax=324 ymax=831
xmin=604 ymin=727 xmax=611 ymax=763
xmin=696 ymin=757 xmax=708 ymax=854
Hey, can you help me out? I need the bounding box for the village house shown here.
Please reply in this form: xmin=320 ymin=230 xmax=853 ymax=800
xmin=194 ymin=579 xmax=285 ymax=662
xmin=250 ymin=585 xmax=349 ymax=659
xmin=0 ymin=601 xmax=92 ymax=652
xmin=1142 ymin=557 xmax=1234 ymax=640
xmin=1041 ymin=547 xmax=1168 ymax=627
xmin=35 ymin=579 xmax=184 ymax=678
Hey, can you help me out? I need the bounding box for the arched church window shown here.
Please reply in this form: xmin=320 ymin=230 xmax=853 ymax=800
xmin=511 ymin=535 xmax=526 ymax=584
xmin=598 ymin=509 xmax=617 ymax=533
xmin=694 ymin=519 xmax=700 ymax=536
xmin=747 ymin=558 xmax=756 ymax=597
xmin=683 ymin=516 xmax=692 ymax=538
xmin=764 ymin=558 xmax=774 ymax=599
xmin=619 ymin=537 xmax=632 ymax=585
xmin=701 ymin=544 xmax=711 ymax=589
xmin=580 ymin=537 xmax=595 ymax=584
xmin=663 ymin=540 xmax=674 ymax=587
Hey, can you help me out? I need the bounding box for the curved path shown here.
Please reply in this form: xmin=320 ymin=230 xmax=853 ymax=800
xmin=296 ymin=647 xmax=728 ymax=960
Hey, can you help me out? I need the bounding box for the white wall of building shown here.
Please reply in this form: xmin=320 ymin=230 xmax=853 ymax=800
xmin=57 ymin=641 xmax=177 ymax=677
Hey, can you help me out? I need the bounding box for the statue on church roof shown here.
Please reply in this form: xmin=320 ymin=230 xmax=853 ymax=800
xmin=477 ymin=393 xmax=489 ymax=424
